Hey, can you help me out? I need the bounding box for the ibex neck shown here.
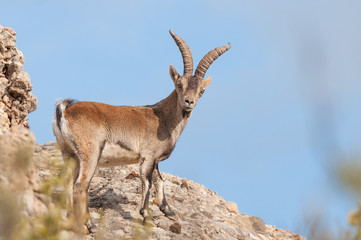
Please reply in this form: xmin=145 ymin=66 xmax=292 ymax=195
xmin=153 ymin=90 xmax=191 ymax=141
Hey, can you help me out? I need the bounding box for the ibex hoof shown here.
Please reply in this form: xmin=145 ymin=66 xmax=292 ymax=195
xmin=140 ymin=207 xmax=153 ymax=223
xmin=139 ymin=208 xmax=145 ymax=216
xmin=88 ymin=224 xmax=98 ymax=234
xmin=161 ymin=206 xmax=176 ymax=220
xmin=86 ymin=219 xmax=97 ymax=234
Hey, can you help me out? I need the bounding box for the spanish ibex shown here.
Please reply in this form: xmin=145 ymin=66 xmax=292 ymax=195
xmin=53 ymin=30 xmax=230 ymax=232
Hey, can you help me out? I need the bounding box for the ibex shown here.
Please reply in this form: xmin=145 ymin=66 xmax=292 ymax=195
xmin=53 ymin=30 xmax=230 ymax=232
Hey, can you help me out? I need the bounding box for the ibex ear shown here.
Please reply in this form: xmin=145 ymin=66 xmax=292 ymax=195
xmin=202 ymin=76 xmax=212 ymax=89
xmin=169 ymin=65 xmax=180 ymax=83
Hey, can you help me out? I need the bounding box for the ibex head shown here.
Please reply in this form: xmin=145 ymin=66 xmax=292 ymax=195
xmin=169 ymin=30 xmax=231 ymax=112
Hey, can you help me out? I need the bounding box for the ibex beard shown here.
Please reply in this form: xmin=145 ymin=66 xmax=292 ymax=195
xmin=53 ymin=30 xmax=230 ymax=234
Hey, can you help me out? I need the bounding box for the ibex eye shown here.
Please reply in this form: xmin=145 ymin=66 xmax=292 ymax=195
xmin=200 ymin=89 xmax=205 ymax=95
xmin=177 ymin=83 xmax=182 ymax=90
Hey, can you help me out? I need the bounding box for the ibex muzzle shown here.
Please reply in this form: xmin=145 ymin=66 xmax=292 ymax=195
xmin=53 ymin=30 xmax=230 ymax=233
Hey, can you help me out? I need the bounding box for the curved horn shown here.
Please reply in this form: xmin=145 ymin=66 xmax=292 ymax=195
xmin=169 ymin=30 xmax=193 ymax=76
xmin=194 ymin=43 xmax=231 ymax=79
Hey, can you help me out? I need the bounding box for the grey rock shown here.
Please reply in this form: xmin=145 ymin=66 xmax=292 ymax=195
xmin=249 ymin=216 xmax=266 ymax=234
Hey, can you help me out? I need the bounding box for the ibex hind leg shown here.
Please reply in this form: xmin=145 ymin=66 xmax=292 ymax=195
xmin=153 ymin=163 xmax=176 ymax=219
xmin=64 ymin=155 xmax=80 ymax=217
xmin=73 ymin=142 xmax=104 ymax=234
xmin=57 ymin=143 xmax=80 ymax=218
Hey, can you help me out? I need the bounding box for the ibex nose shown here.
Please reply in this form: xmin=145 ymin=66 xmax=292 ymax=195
xmin=185 ymin=98 xmax=194 ymax=106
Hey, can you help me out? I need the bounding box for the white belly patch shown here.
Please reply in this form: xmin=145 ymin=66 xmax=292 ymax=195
xmin=98 ymin=142 xmax=140 ymax=167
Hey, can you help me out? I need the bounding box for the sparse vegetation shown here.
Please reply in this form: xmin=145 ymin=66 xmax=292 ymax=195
xmin=300 ymin=158 xmax=361 ymax=240
xmin=339 ymin=160 xmax=361 ymax=240
xmin=348 ymin=202 xmax=361 ymax=240
xmin=131 ymin=213 xmax=154 ymax=240
xmin=0 ymin=138 xmax=78 ymax=240
xmin=0 ymin=137 xmax=157 ymax=240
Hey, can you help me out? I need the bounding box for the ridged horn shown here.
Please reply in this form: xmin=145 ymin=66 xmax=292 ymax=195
xmin=194 ymin=43 xmax=231 ymax=79
xmin=169 ymin=30 xmax=193 ymax=76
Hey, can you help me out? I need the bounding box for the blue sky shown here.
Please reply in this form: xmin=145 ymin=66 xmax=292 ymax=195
xmin=2 ymin=0 xmax=361 ymax=237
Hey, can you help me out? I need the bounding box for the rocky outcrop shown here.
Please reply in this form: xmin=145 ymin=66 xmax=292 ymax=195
xmin=36 ymin=142 xmax=305 ymax=240
xmin=0 ymin=126 xmax=47 ymax=227
xmin=0 ymin=25 xmax=42 ymax=223
xmin=0 ymin=25 xmax=37 ymax=133
xmin=0 ymin=26 xmax=43 ymax=239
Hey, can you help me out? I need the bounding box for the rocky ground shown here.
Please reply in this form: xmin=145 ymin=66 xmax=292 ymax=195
xmin=36 ymin=142 xmax=305 ymax=240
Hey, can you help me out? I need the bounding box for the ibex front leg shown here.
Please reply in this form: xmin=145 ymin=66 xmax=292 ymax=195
xmin=153 ymin=163 xmax=176 ymax=218
xmin=139 ymin=158 xmax=155 ymax=219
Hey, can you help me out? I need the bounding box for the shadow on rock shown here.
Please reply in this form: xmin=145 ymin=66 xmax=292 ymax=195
xmin=89 ymin=187 xmax=134 ymax=220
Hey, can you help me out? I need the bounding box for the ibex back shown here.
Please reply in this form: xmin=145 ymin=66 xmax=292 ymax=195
xmin=53 ymin=30 xmax=230 ymax=233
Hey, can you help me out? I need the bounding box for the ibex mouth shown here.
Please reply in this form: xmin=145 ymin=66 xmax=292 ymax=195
xmin=183 ymin=106 xmax=194 ymax=112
